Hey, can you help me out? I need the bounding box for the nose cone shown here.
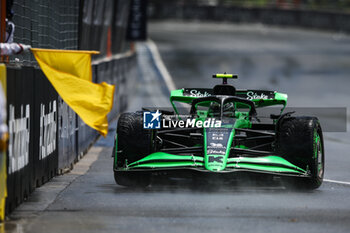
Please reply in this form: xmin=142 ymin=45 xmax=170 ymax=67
xmin=204 ymin=127 xmax=234 ymax=171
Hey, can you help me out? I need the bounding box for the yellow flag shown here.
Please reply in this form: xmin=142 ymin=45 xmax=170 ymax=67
xmin=31 ymin=48 xmax=114 ymax=137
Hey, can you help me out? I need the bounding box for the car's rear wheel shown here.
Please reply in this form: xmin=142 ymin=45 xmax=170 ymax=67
xmin=277 ymin=116 xmax=324 ymax=190
xmin=114 ymin=112 xmax=152 ymax=187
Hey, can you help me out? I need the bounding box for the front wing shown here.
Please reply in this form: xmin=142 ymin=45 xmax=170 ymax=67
xmin=115 ymin=152 xmax=309 ymax=178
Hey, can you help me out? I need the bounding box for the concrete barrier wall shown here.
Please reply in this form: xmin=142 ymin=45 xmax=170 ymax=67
xmin=1 ymin=0 xmax=136 ymax=217
xmin=5 ymin=52 xmax=136 ymax=214
xmin=149 ymin=4 xmax=350 ymax=32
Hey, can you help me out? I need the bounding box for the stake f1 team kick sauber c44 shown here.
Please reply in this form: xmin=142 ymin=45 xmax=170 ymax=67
xmin=113 ymin=74 xmax=324 ymax=190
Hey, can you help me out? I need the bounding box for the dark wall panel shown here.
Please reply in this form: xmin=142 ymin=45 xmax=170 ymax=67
xmin=6 ymin=67 xmax=35 ymax=213
xmin=32 ymin=69 xmax=58 ymax=186
xmin=57 ymin=96 xmax=77 ymax=172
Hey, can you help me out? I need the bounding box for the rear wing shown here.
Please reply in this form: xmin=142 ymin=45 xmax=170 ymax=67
xmin=170 ymin=88 xmax=287 ymax=112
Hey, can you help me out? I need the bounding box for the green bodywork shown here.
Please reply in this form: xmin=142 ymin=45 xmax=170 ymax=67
xmin=115 ymin=88 xmax=307 ymax=176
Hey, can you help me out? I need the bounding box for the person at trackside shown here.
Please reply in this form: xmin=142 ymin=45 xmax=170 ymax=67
xmin=0 ymin=42 xmax=31 ymax=56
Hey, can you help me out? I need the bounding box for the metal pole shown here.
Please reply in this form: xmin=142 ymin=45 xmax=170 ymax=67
xmin=0 ymin=0 xmax=6 ymax=42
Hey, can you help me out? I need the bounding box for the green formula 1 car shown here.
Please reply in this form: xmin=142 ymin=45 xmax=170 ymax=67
xmin=113 ymin=74 xmax=324 ymax=189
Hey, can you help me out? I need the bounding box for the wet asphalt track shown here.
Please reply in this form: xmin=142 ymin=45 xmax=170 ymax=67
xmin=5 ymin=21 xmax=350 ymax=233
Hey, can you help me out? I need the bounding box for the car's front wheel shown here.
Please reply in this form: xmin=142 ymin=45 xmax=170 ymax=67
xmin=115 ymin=111 xmax=153 ymax=167
xmin=277 ymin=116 xmax=324 ymax=190
xmin=114 ymin=111 xmax=153 ymax=187
xmin=114 ymin=171 xmax=151 ymax=187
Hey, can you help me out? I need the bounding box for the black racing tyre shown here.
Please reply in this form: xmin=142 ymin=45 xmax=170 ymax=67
xmin=116 ymin=112 xmax=153 ymax=167
xmin=114 ymin=172 xmax=151 ymax=188
xmin=114 ymin=112 xmax=152 ymax=187
xmin=277 ymin=116 xmax=324 ymax=190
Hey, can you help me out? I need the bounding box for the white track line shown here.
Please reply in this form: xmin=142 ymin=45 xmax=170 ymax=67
xmin=324 ymin=179 xmax=350 ymax=186
xmin=147 ymin=39 xmax=177 ymax=91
